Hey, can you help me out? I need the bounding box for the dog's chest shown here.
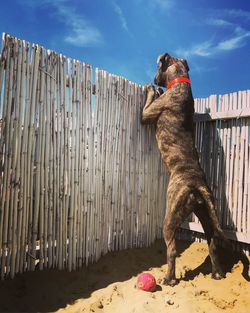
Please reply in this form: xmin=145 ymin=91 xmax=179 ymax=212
xmin=156 ymin=108 xmax=183 ymax=133
xmin=155 ymin=106 xmax=194 ymax=152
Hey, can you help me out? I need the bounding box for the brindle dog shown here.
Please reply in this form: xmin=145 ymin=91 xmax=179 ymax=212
xmin=141 ymin=53 xmax=227 ymax=286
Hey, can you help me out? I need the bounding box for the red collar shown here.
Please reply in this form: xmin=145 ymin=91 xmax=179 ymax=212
xmin=167 ymin=77 xmax=191 ymax=90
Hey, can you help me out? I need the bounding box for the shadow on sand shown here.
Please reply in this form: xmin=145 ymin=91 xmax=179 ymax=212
xmin=182 ymin=246 xmax=250 ymax=283
xmin=0 ymin=240 xmax=168 ymax=312
xmin=0 ymin=238 xmax=249 ymax=312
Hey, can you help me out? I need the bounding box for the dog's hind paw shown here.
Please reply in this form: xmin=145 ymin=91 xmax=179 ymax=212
xmin=211 ymin=271 xmax=225 ymax=280
xmin=162 ymin=277 xmax=179 ymax=287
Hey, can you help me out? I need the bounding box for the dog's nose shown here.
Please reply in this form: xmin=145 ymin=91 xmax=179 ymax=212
xmin=154 ymin=75 xmax=158 ymax=85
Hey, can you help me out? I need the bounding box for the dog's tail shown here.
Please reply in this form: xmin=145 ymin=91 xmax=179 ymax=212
xmin=197 ymin=185 xmax=230 ymax=248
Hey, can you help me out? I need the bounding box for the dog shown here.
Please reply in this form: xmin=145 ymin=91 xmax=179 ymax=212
xmin=141 ymin=53 xmax=227 ymax=286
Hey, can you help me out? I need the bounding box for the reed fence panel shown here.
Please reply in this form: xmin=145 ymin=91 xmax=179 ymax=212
xmin=0 ymin=34 xmax=167 ymax=279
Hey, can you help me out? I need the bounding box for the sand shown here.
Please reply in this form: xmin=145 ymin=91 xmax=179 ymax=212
xmin=0 ymin=240 xmax=249 ymax=313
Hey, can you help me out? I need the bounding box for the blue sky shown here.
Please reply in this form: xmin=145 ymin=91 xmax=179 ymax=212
xmin=1 ymin=0 xmax=250 ymax=97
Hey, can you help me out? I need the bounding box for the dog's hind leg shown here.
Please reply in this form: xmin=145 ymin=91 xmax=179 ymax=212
xmin=163 ymin=214 xmax=179 ymax=286
xmin=194 ymin=206 xmax=225 ymax=279
xmin=163 ymin=191 xmax=195 ymax=286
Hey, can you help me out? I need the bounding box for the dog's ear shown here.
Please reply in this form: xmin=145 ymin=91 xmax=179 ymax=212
xmin=157 ymin=53 xmax=171 ymax=64
xmin=180 ymin=58 xmax=190 ymax=72
xmin=164 ymin=53 xmax=172 ymax=65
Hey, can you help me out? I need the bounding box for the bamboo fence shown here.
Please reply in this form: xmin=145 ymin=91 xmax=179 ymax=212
xmin=0 ymin=34 xmax=167 ymax=279
xmin=0 ymin=34 xmax=250 ymax=279
xmin=181 ymin=93 xmax=250 ymax=253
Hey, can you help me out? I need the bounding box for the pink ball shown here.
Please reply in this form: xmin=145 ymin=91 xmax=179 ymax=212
xmin=137 ymin=272 xmax=156 ymax=292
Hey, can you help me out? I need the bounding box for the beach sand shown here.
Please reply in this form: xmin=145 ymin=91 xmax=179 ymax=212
xmin=0 ymin=240 xmax=249 ymax=313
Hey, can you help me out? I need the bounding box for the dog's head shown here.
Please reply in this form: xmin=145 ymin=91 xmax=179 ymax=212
xmin=154 ymin=53 xmax=189 ymax=87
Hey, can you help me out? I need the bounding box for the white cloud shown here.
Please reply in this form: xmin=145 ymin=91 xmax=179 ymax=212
xmin=217 ymin=27 xmax=250 ymax=51
xmin=206 ymin=18 xmax=234 ymax=27
xmin=176 ymin=40 xmax=213 ymax=58
xmin=177 ymin=23 xmax=250 ymax=58
xmin=112 ymin=2 xmax=129 ymax=32
xmin=54 ymin=5 xmax=102 ymax=47
xmin=64 ymin=26 xmax=102 ymax=47
xmin=22 ymin=0 xmax=103 ymax=47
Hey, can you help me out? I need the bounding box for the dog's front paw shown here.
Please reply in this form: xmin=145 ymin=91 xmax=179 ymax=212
xmin=144 ymin=84 xmax=155 ymax=94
